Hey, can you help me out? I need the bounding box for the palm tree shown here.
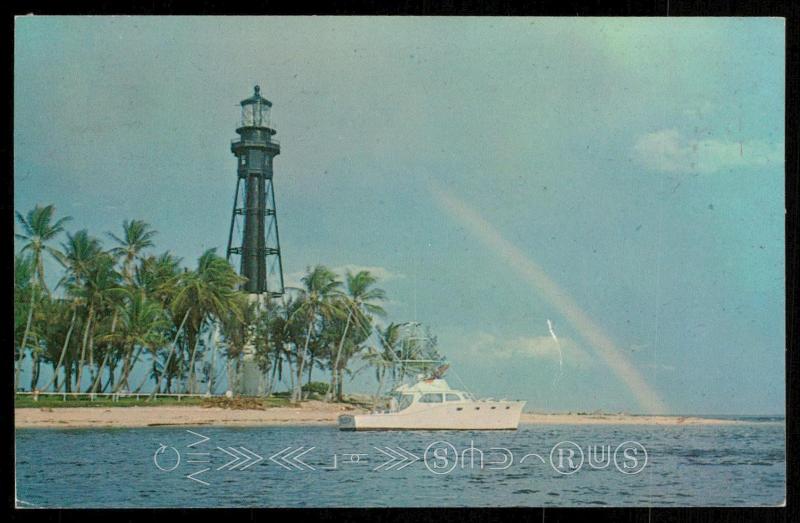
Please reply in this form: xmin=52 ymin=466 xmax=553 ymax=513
xmin=18 ymin=258 xmax=49 ymax=391
xmin=132 ymin=322 xmax=170 ymax=394
xmin=330 ymin=270 xmax=386 ymax=401
xmin=153 ymin=307 xmax=191 ymax=398
xmin=364 ymin=323 xmax=402 ymax=407
xmin=88 ymin=310 xmax=119 ymax=394
xmin=15 ymin=199 xmax=433 ymax=403
xmin=58 ymin=229 xmax=103 ymax=390
xmin=289 ymin=265 xmax=343 ymax=402
xmin=304 ymin=327 xmax=327 ymax=392
xmin=81 ymin=253 xmax=124 ymax=391
xmin=14 ymin=253 xmax=35 ymax=377
xmin=153 ymin=348 xmax=184 ymax=393
xmin=59 ymin=230 xmax=102 ymax=286
xmin=15 ymin=204 xmax=71 ymax=390
xmin=135 ymin=252 xmax=182 ymax=303
xmin=171 ymin=249 xmax=245 ymax=394
xmin=263 ymin=297 xmax=300 ymax=397
xmin=108 ymin=219 xmax=157 ymax=284
xmin=107 ymin=288 xmax=169 ymax=393
xmin=131 ymin=251 xmax=186 ymax=397
xmin=40 ymin=297 xmax=79 ymax=392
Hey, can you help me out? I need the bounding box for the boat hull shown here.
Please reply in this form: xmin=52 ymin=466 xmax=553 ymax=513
xmin=338 ymin=400 xmax=526 ymax=431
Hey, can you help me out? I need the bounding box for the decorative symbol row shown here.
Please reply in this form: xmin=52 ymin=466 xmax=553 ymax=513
xmin=269 ymin=446 xmax=316 ymax=470
xmin=217 ymin=446 xmax=264 ymax=471
xmin=373 ymin=446 xmax=420 ymax=471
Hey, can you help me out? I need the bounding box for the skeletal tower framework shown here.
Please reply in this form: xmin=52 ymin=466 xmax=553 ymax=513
xmin=226 ymin=85 xmax=285 ymax=297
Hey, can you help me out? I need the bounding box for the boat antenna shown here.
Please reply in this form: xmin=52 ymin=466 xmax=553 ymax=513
xmin=342 ymin=301 xmax=448 ymax=389
xmin=448 ymin=365 xmax=477 ymax=400
xmin=413 ymin=266 xmax=417 ymax=323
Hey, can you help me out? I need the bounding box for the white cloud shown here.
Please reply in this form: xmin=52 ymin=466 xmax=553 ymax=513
xmin=463 ymin=331 xmax=591 ymax=367
xmin=633 ymin=129 xmax=783 ymax=174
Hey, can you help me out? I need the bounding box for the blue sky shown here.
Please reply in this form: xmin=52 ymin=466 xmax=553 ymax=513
xmin=14 ymin=17 xmax=785 ymax=414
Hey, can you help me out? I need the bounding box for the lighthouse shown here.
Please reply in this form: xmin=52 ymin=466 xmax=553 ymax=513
xmin=226 ymin=86 xmax=285 ymax=396
xmin=226 ymin=85 xmax=285 ymax=297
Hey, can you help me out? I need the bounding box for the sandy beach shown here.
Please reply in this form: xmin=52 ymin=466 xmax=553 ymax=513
xmin=14 ymin=402 xmax=759 ymax=429
xmin=15 ymin=401 xmax=363 ymax=429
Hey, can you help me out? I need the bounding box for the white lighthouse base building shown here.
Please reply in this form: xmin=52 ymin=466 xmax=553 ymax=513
xmin=239 ymin=348 xmax=263 ymax=396
xmin=235 ymin=293 xmax=267 ymax=397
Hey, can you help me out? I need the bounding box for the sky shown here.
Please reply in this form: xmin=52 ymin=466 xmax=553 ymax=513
xmin=14 ymin=16 xmax=785 ymax=414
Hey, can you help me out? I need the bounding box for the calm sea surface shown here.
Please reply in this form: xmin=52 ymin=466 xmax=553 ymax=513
xmin=15 ymin=419 xmax=785 ymax=507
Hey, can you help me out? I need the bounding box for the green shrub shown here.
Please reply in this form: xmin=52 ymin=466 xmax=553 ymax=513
xmin=301 ymin=381 xmax=330 ymax=395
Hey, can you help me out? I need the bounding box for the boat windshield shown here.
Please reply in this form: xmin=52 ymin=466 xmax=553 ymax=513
xmin=390 ymin=393 xmax=414 ymax=412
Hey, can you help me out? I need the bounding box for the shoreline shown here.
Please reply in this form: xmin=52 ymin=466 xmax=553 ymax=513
xmin=14 ymin=403 xmax=780 ymax=429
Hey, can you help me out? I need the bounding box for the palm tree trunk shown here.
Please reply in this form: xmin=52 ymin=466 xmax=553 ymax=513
xmin=75 ymin=304 xmax=94 ymax=391
xmin=104 ymin=359 xmax=116 ymax=392
xmin=113 ymin=344 xmax=133 ymax=393
xmin=294 ymin=320 xmax=313 ymax=402
xmin=287 ymin=355 xmax=294 ymax=395
xmin=226 ymin=357 xmax=233 ymax=394
xmin=43 ymin=305 xmax=78 ymax=392
xmin=155 ymin=309 xmax=191 ymax=396
xmin=114 ymin=344 xmax=142 ymax=393
xmin=133 ymin=374 xmax=149 ymax=394
xmin=85 ymin=319 xmax=98 ymax=392
xmin=90 ymin=349 xmax=111 ymax=394
xmin=330 ymin=309 xmax=353 ymax=402
xmin=64 ymin=360 xmax=73 ymax=393
xmin=266 ymin=349 xmax=281 ymax=396
xmin=186 ymin=325 xmax=203 ymax=394
xmin=235 ymin=357 xmax=244 ymax=394
xmin=15 ymin=283 xmax=38 ymax=392
xmin=265 ymin=363 xmax=275 ymax=397
xmin=85 ymin=335 xmax=96 ymax=393
xmin=90 ymin=310 xmax=117 ymax=393
xmin=306 ymin=354 xmax=314 ymax=394
xmin=150 ymin=361 xmax=161 ymax=395
xmin=51 ymin=363 xmax=59 ymax=391
xmin=37 ymin=257 xmax=49 ymax=296
xmin=132 ymin=352 xmax=156 ymax=393
xmin=124 ymin=256 xmax=134 ymax=286
xmin=206 ymin=323 xmax=220 ymax=395
xmin=30 ymin=352 xmax=41 ymax=391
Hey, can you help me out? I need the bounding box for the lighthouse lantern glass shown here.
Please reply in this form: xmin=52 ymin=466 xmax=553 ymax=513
xmin=242 ymin=100 xmax=271 ymax=128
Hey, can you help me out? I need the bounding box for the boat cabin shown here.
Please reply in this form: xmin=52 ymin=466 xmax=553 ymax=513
xmin=387 ymin=378 xmax=474 ymax=412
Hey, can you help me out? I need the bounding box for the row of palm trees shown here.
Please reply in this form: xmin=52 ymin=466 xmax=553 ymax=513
xmin=14 ymin=204 xmax=444 ymax=402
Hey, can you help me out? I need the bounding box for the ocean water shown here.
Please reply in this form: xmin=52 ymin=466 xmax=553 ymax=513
xmin=15 ymin=420 xmax=785 ymax=508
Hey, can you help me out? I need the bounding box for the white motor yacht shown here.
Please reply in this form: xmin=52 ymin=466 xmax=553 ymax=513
xmin=338 ymin=375 xmax=525 ymax=431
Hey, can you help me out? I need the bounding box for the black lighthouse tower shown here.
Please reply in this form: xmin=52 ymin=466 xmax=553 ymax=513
xmin=226 ymin=86 xmax=285 ymax=298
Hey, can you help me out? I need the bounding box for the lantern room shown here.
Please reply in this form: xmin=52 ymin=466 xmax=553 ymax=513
xmin=240 ymin=85 xmax=272 ymax=129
